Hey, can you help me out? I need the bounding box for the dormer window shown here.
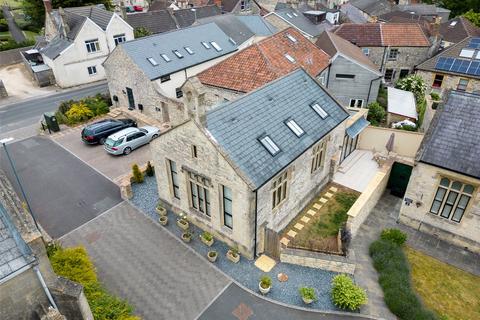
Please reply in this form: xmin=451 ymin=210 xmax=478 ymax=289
xmin=147 ymin=57 xmax=158 ymax=66
xmin=173 ymin=50 xmax=183 ymax=58
xmin=259 ymin=136 xmax=280 ymax=155
xmin=284 ymin=54 xmax=295 ymax=63
xmin=201 ymin=41 xmax=210 ymax=49
xmin=161 ymin=54 xmax=171 ymax=62
xmin=211 ymin=41 xmax=222 ymax=52
xmin=311 ymin=103 xmax=328 ymax=119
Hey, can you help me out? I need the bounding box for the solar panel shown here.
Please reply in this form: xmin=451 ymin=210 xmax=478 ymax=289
xmin=467 ymin=61 xmax=480 ymax=75
xmin=451 ymin=59 xmax=471 ymax=73
xmin=435 ymin=57 xmax=454 ymax=71
xmin=467 ymin=37 xmax=480 ymax=49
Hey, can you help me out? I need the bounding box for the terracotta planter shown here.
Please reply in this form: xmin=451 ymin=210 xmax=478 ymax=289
xmin=207 ymin=251 xmax=217 ymax=262
xmin=156 ymin=206 xmax=167 ymax=216
xmin=200 ymin=236 xmax=214 ymax=247
xmin=181 ymin=232 xmax=192 ymax=243
xmin=159 ymin=216 xmax=168 ymax=226
xmin=177 ymin=219 xmax=189 ymax=231
xmin=302 ymin=297 xmax=314 ymax=305
xmin=259 ymin=282 xmax=271 ymax=295
xmin=226 ymin=250 xmax=240 ymax=263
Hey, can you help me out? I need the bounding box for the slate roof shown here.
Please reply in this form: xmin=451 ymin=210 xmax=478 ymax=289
xmin=195 ymin=14 xmax=255 ymax=45
xmin=126 ymin=10 xmax=177 ymax=34
xmin=418 ymin=91 xmax=480 ymax=179
xmin=65 ymin=5 xmax=114 ymax=30
xmin=122 ymin=23 xmax=238 ymax=80
xmin=416 ymin=36 xmax=480 ymax=80
xmin=340 ymin=3 xmax=368 ymax=24
xmin=205 ymin=69 xmax=349 ymax=188
xmin=271 ymin=8 xmax=333 ymax=38
xmin=440 ymin=17 xmax=480 ymax=44
xmin=198 ymin=28 xmax=330 ymax=92
xmin=316 ymin=31 xmax=380 ymax=74
xmin=396 ymin=4 xmax=450 ymax=17
xmin=349 ymin=0 xmax=393 ymax=16
xmin=221 ymin=0 xmax=241 ymax=12
xmin=235 ymin=15 xmax=277 ymax=36
xmin=40 ymin=36 xmax=72 ymax=60
xmin=149 ymin=0 xmax=169 ymax=11
xmin=173 ymin=5 xmax=221 ymax=28
xmin=334 ymin=23 xmax=430 ymax=47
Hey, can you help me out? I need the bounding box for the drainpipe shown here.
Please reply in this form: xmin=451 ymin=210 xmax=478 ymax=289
xmin=367 ymin=75 xmax=383 ymax=104
xmin=325 ymin=64 xmax=331 ymax=88
xmin=33 ymin=265 xmax=58 ymax=310
xmin=253 ymin=190 xmax=258 ymax=258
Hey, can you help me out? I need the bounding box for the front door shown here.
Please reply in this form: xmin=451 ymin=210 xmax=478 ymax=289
xmin=387 ymin=162 xmax=413 ymax=198
xmin=126 ymin=87 xmax=135 ymax=110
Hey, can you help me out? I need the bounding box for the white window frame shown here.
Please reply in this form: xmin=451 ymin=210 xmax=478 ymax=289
xmin=87 ymin=65 xmax=97 ymax=76
xmin=113 ymin=34 xmax=126 ymax=46
xmin=362 ymin=48 xmax=370 ymax=56
xmin=388 ymin=48 xmax=399 ymax=61
xmin=311 ymin=103 xmax=328 ymax=119
xmin=85 ymin=39 xmax=100 ymax=53
xmin=285 ymin=119 xmax=305 ymax=137
xmin=188 ymin=173 xmax=210 ymax=217
xmin=259 ymin=136 xmax=280 ymax=155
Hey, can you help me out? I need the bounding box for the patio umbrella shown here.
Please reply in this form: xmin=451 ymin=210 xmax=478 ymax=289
xmin=386 ymin=133 xmax=395 ymax=154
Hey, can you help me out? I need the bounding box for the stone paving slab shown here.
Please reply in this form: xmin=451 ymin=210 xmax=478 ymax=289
xmin=313 ymin=203 xmax=322 ymax=209
xmin=329 ymin=187 xmax=338 ymax=193
xmin=319 ymin=198 xmax=328 ymax=204
xmin=325 ymin=192 xmax=333 ymax=198
xmin=306 ymin=210 xmax=317 ymax=217
xmin=254 ymin=254 xmax=276 ymax=272
xmin=293 ymin=223 xmax=304 ymax=231
xmin=287 ymin=230 xmax=297 ymax=238
xmin=280 ymin=237 xmax=290 ymax=246
xmin=300 ymin=216 xmax=311 ymax=223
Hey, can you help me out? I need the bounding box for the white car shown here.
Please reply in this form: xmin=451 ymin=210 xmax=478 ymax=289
xmin=104 ymin=126 xmax=160 ymax=155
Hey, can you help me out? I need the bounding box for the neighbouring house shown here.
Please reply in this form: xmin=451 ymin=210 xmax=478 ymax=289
xmin=220 ymin=0 xmax=262 ymax=14
xmin=439 ymin=17 xmax=480 ymax=49
xmin=103 ymin=23 xmax=240 ymax=126
xmin=182 ymin=27 xmax=330 ymax=114
xmin=396 ymin=3 xmax=450 ymax=22
xmin=399 ymin=90 xmax=480 ymax=254
xmin=264 ymin=7 xmax=339 ymax=40
xmin=151 ymin=69 xmax=349 ymax=259
xmin=316 ymin=31 xmax=382 ymax=108
xmin=386 ymin=87 xmax=417 ymax=126
xmin=341 ymin=0 xmax=393 ymax=23
xmin=39 ymin=2 xmax=134 ymax=88
xmin=415 ymin=37 xmax=480 ymax=97
xmin=334 ymin=23 xmax=431 ymax=83
xmin=378 ymin=10 xmax=434 ymax=38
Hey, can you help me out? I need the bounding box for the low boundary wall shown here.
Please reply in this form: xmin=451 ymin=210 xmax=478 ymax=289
xmin=280 ymin=247 xmax=356 ymax=274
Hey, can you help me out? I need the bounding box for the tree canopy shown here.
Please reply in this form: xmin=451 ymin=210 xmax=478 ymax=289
xmin=423 ymin=0 xmax=480 ymax=17
xmin=463 ymin=10 xmax=480 ymax=27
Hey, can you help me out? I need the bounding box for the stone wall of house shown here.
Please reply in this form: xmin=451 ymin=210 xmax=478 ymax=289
xmin=104 ymin=47 xmax=186 ymax=127
xmin=280 ymin=247 xmax=355 ymax=274
xmin=256 ymin=123 xmax=346 ymax=236
xmin=399 ymin=162 xmax=480 ymax=253
xmin=416 ymin=70 xmax=480 ymax=97
xmin=150 ymin=121 xmax=256 ymax=259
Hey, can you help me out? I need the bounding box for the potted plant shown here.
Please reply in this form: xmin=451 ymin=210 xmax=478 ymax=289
xmin=159 ymin=215 xmax=168 ymax=226
xmin=430 ymin=92 xmax=441 ymax=110
xmin=259 ymin=275 xmax=272 ymax=295
xmin=200 ymin=231 xmax=214 ymax=247
xmin=156 ymin=204 xmax=167 ymax=216
xmin=207 ymin=250 xmax=217 ymax=263
xmin=299 ymin=287 xmax=316 ymax=304
xmin=176 ymin=216 xmax=189 ymax=231
xmin=181 ymin=231 xmax=192 ymax=243
xmin=226 ymin=247 xmax=240 ymax=263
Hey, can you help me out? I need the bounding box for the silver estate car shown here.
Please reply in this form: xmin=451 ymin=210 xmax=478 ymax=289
xmin=104 ymin=126 xmax=160 ymax=155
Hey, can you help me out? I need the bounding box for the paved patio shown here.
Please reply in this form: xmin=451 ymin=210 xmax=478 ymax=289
xmin=334 ymin=150 xmax=379 ymax=192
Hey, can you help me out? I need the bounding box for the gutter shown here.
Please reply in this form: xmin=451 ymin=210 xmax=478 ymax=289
xmin=34 ymin=265 xmax=58 ymax=310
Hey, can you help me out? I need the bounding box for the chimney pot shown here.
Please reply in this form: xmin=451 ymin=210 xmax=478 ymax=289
xmin=43 ymin=0 xmax=52 ymax=13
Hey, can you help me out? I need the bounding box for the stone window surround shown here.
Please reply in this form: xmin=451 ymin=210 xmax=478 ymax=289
xmin=166 ymin=159 xmax=180 ymax=199
xmin=349 ymin=99 xmax=364 ymax=108
xmin=271 ymin=169 xmax=291 ymax=211
xmin=457 ymin=78 xmax=469 ymax=91
xmin=429 ymin=174 xmax=477 ymax=224
xmin=432 ymin=74 xmax=444 ymax=88
xmin=220 ymin=185 xmax=233 ymax=229
xmin=311 ymin=139 xmax=327 ymax=174
xmin=388 ymin=48 xmax=399 ymax=61
xmin=113 ymin=34 xmax=126 ymax=46
xmin=182 ymin=166 xmax=212 ymax=217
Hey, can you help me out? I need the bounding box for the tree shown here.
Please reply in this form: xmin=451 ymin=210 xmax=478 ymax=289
xmin=463 ymin=10 xmax=480 ymax=27
xmin=367 ymin=102 xmax=386 ymax=126
xmin=395 ymin=75 xmax=426 ymax=103
xmin=423 ymin=0 xmax=480 ymax=17
xmin=131 ymin=164 xmax=144 ymax=183
xmin=65 ymin=102 xmax=94 ymax=124
xmin=134 ymin=27 xmax=152 ymax=38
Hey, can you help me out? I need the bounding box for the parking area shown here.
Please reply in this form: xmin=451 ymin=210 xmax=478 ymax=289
xmin=52 ymin=125 xmax=152 ymax=182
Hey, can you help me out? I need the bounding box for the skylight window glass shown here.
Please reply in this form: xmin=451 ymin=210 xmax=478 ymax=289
xmin=311 ymin=103 xmax=328 ymax=119
xmin=185 ymin=46 xmax=194 ymax=54
xmin=292 ymin=12 xmax=298 ymax=17
xmin=286 ymin=13 xmax=292 ymax=18
xmin=211 ymin=41 xmax=222 ymax=52
xmin=460 ymin=49 xmax=475 ymax=58
xmin=286 ymin=33 xmax=297 ymax=43
xmin=286 ymin=119 xmax=304 ymax=137
xmin=285 ymin=54 xmax=295 ymax=63
xmin=260 ymin=136 xmax=280 ymax=155
xmin=173 ymin=50 xmax=183 ymax=58
xmin=201 ymin=41 xmax=210 ymax=49
xmin=229 ymin=37 xmax=237 ymax=45
xmin=476 ymin=51 xmax=480 ymax=60
xmin=161 ymin=54 xmax=171 ymax=62
xmin=450 ymin=21 xmax=457 ymax=26
xmin=147 ymin=57 xmax=158 ymax=66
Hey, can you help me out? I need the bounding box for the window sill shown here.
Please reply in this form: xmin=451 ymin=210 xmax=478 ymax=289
xmin=428 ymin=212 xmax=463 ymax=225
xmin=189 ymin=207 xmax=211 ymax=221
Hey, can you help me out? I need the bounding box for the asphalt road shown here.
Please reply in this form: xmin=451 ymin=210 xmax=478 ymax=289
xmin=0 ymin=82 xmax=108 ymax=134
xmin=0 ymin=136 xmax=121 ymax=238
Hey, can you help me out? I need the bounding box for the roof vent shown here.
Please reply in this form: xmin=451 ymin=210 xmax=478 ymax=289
xmin=286 ymin=33 xmax=297 ymax=43
xmin=286 ymin=13 xmax=293 ymax=18
xmin=173 ymin=50 xmax=184 ymax=59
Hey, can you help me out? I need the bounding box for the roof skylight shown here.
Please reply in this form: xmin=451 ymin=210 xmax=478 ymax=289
xmin=173 ymin=50 xmax=183 ymax=58
xmin=292 ymin=12 xmax=298 ymax=17
xmin=286 ymin=33 xmax=297 ymax=43
xmin=229 ymin=37 xmax=237 ymax=45
xmin=450 ymin=21 xmax=457 ymax=26
xmin=201 ymin=41 xmax=211 ymax=49
xmin=311 ymin=103 xmax=328 ymax=119
xmin=476 ymin=51 xmax=480 ymax=60
xmin=459 ymin=49 xmax=475 ymax=58
xmin=285 ymin=119 xmax=304 ymax=137
xmin=147 ymin=57 xmax=158 ymax=66
xmin=185 ymin=46 xmax=194 ymax=55
xmin=160 ymin=53 xmax=171 ymax=62
xmin=286 ymin=13 xmax=293 ymax=18
xmin=260 ymin=136 xmax=280 ymax=155
xmin=285 ymin=54 xmax=295 ymax=63
xmin=211 ymin=41 xmax=222 ymax=52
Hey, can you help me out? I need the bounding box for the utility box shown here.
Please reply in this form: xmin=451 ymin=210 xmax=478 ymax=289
xmin=43 ymin=112 xmax=60 ymax=132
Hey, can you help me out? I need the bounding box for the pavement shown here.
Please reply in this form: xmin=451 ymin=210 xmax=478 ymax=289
xmin=0 ymin=136 xmax=121 ymax=238
xmin=1 ymin=6 xmax=25 ymax=43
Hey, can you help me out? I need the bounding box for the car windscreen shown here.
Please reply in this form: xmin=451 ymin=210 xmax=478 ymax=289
xmin=83 ymin=128 xmax=94 ymax=136
xmin=105 ymin=137 xmax=123 ymax=147
xmin=139 ymin=128 xmax=148 ymax=134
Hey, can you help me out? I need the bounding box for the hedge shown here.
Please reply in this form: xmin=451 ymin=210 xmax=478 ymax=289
xmin=56 ymin=93 xmax=111 ymax=125
xmin=47 ymin=244 xmax=140 ymax=320
xmin=369 ymin=230 xmax=438 ymax=320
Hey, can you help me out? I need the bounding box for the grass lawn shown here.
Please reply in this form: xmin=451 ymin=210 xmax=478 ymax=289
xmin=283 ymin=184 xmax=358 ymax=252
xmin=0 ymin=31 xmax=12 ymax=43
xmin=23 ymin=30 xmax=39 ymax=41
xmin=405 ymin=247 xmax=480 ymax=320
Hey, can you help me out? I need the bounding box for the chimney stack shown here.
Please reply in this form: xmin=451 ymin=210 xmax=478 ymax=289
xmin=43 ymin=0 xmax=52 ymax=13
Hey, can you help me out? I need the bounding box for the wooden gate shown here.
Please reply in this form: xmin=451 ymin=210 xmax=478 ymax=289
xmin=264 ymin=228 xmax=280 ymax=259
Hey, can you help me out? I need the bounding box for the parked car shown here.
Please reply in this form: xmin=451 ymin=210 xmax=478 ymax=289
xmin=133 ymin=5 xmax=143 ymax=11
xmin=81 ymin=119 xmax=137 ymax=145
xmin=104 ymin=126 xmax=160 ymax=155
xmin=125 ymin=5 xmax=134 ymax=12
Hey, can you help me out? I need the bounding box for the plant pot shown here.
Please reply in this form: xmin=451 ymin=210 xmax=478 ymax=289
xmin=226 ymin=250 xmax=240 ymax=263
xmin=200 ymin=236 xmax=214 ymax=247
xmin=302 ymin=297 xmax=314 ymax=305
xmin=207 ymin=251 xmax=217 ymax=262
xmin=177 ymin=219 xmax=189 ymax=231
xmin=259 ymin=282 xmax=271 ymax=295
xmin=181 ymin=232 xmax=192 ymax=243
xmin=159 ymin=215 xmax=168 ymax=226
xmin=156 ymin=206 xmax=167 ymax=216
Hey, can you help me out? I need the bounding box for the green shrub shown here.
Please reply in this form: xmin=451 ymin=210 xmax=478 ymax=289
xmin=299 ymin=287 xmax=317 ymax=301
xmin=367 ymin=102 xmax=386 ymax=126
xmin=399 ymin=124 xmax=417 ymax=132
xmin=0 ymin=19 xmax=8 ymax=32
xmin=331 ymin=274 xmax=368 ymax=311
xmin=134 ymin=27 xmax=152 ymax=38
xmin=201 ymin=231 xmax=213 ymax=242
xmin=54 ymin=111 xmax=68 ymax=125
xmin=83 ymin=96 xmax=109 ymax=116
xmin=65 ymin=102 xmax=94 ymax=124
xmin=430 ymin=92 xmax=440 ymax=101
xmin=369 ymin=238 xmax=437 ymax=320
xmin=381 ymin=229 xmax=407 ymax=245
xmin=0 ymin=39 xmax=35 ymax=51
xmin=395 ymin=75 xmax=426 ymax=103
xmin=416 ymin=98 xmax=426 ymax=129
xmin=260 ymin=275 xmax=272 ymax=288
xmin=145 ymin=161 xmax=154 ymax=177
xmin=132 ymin=164 xmax=144 ymax=183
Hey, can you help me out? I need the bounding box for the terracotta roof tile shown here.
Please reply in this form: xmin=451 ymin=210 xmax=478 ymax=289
xmin=197 ymin=28 xmax=330 ymax=92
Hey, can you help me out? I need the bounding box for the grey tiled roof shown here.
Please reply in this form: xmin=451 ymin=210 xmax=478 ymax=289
xmin=418 ymin=91 xmax=480 ymax=179
xmin=173 ymin=5 xmax=221 ymax=28
xmin=126 ymin=10 xmax=177 ymax=34
xmin=273 ymin=8 xmax=333 ymax=38
xmin=195 ymin=14 xmax=255 ymax=45
xmin=235 ymin=15 xmax=277 ymax=36
xmin=206 ymin=69 xmax=349 ymax=189
xmin=122 ymin=23 xmax=238 ymax=80
xmin=65 ymin=5 xmax=114 ymax=30
xmin=349 ymin=0 xmax=392 ymax=16
xmin=397 ymin=4 xmax=450 ymax=16
xmin=40 ymin=36 xmax=73 ymax=60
